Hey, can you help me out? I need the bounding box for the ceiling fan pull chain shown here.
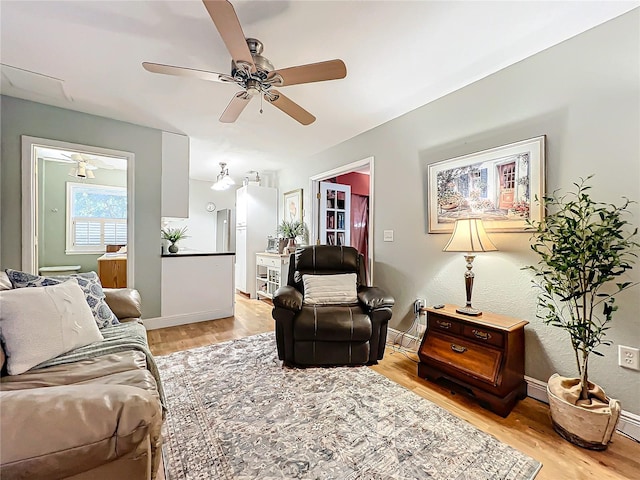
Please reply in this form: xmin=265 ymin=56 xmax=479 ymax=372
xmin=260 ymin=93 xmax=264 ymax=114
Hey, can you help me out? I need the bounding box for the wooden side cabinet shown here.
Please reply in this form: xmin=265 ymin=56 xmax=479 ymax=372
xmin=97 ymin=254 xmax=127 ymax=288
xmin=417 ymin=305 xmax=528 ymax=417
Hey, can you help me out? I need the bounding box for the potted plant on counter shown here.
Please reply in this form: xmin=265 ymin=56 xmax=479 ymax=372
xmin=525 ymin=176 xmax=638 ymax=450
xmin=277 ymin=220 xmax=308 ymax=253
xmin=161 ymin=226 xmax=189 ymax=254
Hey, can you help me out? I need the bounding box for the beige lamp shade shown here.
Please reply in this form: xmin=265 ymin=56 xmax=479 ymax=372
xmin=443 ymin=218 xmax=497 ymax=253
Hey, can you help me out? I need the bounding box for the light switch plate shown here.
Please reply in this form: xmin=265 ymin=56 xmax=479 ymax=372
xmin=383 ymin=230 xmax=394 ymax=242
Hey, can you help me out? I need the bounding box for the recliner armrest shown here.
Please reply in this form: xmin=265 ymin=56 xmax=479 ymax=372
xmin=358 ymin=286 xmax=395 ymax=310
xmin=272 ymin=286 xmax=303 ymax=312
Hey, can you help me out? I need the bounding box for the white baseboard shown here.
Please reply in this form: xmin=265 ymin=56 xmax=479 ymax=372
xmin=388 ymin=327 xmax=423 ymax=351
xmin=524 ymin=375 xmax=549 ymax=403
xmin=143 ymin=308 xmax=233 ymax=330
xmin=617 ymin=411 xmax=640 ymax=441
xmin=389 ymin=328 xmax=640 ymax=442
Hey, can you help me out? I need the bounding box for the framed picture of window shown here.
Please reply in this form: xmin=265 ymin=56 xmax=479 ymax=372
xmin=283 ymin=188 xmax=303 ymax=223
xmin=427 ymin=136 xmax=545 ymax=233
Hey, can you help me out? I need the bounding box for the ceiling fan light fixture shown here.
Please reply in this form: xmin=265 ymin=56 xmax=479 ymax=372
xmin=211 ymin=162 xmax=235 ymax=190
xmin=68 ymin=161 xmax=95 ymax=179
xmin=245 ymin=79 xmax=261 ymax=96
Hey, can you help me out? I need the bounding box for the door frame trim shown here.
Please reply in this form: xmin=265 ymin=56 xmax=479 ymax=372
xmin=309 ymin=156 xmax=374 ymax=284
xmin=21 ymin=135 xmax=135 ymax=285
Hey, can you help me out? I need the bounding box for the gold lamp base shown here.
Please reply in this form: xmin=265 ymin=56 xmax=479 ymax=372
xmin=456 ymin=305 xmax=482 ymax=316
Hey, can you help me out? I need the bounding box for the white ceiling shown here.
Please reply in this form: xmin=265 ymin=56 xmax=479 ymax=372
xmin=2 ymin=1 xmax=637 ymax=183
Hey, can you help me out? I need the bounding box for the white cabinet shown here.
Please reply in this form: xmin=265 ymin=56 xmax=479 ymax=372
xmin=235 ymin=185 xmax=277 ymax=298
xmin=320 ymin=181 xmax=351 ymax=246
xmin=256 ymin=253 xmax=290 ymax=299
xmin=161 ymin=132 xmax=190 ymax=218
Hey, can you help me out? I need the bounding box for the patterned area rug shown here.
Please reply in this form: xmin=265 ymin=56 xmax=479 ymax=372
xmin=156 ymin=333 xmax=541 ymax=480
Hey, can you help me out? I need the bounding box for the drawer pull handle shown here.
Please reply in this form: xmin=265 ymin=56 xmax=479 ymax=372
xmin=437 ymin=321 xmax=452 ymax=329
xmin=451 ymin=344 xmax=467 ymax=354
xmin=472 ymin=329 xmax=491 ymax=340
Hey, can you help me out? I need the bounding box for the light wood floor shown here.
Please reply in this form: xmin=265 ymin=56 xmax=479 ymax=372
xmin=147 ymin=294 xmax=640 ymax=480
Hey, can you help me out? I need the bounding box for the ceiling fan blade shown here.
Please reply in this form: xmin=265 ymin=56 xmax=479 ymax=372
xmin=220 ymin=92 xmax=252 ymax=123
xmin=266 ymin=90 xmax=315 ymax=126
xmin=202 ymin=0 xmax=255 ymax=72
xmin=142 ymin=62 xmax=228 ymax=83
xmin=89 ymin=158 xmax=115 ymax=170
xmin=268 ymin=59 xmax=346 ymax=87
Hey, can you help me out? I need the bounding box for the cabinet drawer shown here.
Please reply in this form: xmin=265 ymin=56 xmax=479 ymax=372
xmin=428 ymin=314 xmax=463 ymax=335
xmin=421 ymin=333 xmax=502 ymax=385
xmin=462 ymin=325 xmax=504 ymax=347
xmin=257 ymin=255 xmax=279 ymax=268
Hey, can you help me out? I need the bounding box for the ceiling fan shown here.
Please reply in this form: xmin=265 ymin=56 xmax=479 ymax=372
xmin=61 ymin=153 xmax=114 ymax=178
xmin=142 ymin=0 xmax=346 ymax=125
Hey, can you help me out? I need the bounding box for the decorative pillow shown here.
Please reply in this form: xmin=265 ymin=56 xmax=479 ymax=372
xmin=5 ymin=269 xmax=119 ymax=329
xmin=0 ymin=279 xmax=104 ymax=375
xmin=302 ymin=273 xmax=358 ymax=306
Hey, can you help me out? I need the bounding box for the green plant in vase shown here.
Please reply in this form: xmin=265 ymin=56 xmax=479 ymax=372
xmin=524 ymin=176 xmax=638 ymax=449
xmin=277 ymin=220 xmax=308 ymax=252
xmin=161 ymin=226 xmax=189 ymax=253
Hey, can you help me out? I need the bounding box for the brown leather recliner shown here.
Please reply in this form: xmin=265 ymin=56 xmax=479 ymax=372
xmin=272 ymin=245 xmax=395 ymax=366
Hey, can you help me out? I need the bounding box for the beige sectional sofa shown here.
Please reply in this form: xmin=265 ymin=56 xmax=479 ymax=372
xmin=0 ymin=273 xmax=164 ymax=480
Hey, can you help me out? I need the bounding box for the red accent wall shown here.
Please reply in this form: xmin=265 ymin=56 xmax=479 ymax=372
xmin=335 ymin=172 xmax=370 ymax=196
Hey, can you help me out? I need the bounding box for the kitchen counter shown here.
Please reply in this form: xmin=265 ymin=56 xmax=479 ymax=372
xmin=161 ymin=251 xmax=235 ymax=257
xmin=146 ymin=252 xmax=235 ymax=330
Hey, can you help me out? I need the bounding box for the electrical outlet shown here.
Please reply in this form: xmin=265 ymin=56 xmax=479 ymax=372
xmin=618 ymin=345 xmax=640 ymax=371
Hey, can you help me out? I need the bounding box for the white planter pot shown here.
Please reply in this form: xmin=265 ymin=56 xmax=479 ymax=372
xmin=547 ymin=373 xmax=621 ymax=450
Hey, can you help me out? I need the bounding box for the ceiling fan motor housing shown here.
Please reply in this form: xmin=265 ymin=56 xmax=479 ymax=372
xmin=231 ymin=38 xmax=274 ymax=80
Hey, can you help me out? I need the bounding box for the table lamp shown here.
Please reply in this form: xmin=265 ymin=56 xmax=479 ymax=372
xmin=443 ymin=217 xmax=497 ymax=316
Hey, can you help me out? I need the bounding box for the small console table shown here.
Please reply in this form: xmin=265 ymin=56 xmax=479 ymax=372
xmin=255 ymin=253 xmax=290 ymax=300
xmin=417 ymin=305 xmax=528 ymax=417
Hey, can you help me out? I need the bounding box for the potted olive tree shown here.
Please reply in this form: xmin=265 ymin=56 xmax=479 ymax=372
xmin=161 ymin=226 xmax=189 ymax=253
xmin=277 ymin=220 xmax=308 ymax=253
xmin=525 ymin=177 xmax=638 ymax=450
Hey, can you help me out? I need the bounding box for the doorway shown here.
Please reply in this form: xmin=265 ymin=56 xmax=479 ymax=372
xmin=309 ymin=157 xmax=374 ymax=284
xmin=21 ymin=136 xmax=135 ymax=285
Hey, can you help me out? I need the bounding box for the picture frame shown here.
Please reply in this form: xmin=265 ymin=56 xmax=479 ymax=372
xmin=427 ymin=136 xmax=545 ymax=233
xmin=283 ymin=188 xmax=303 ymax=223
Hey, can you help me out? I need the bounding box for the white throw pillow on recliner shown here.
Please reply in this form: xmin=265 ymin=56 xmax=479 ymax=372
xmin=0 ymin=279 xmax=104 ymax=375
xmin=302 ymin=273 xmax=358 ymax=305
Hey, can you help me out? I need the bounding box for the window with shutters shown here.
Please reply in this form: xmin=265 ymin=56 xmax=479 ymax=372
xmin=66 ymin=183 xmax=127 ymax=254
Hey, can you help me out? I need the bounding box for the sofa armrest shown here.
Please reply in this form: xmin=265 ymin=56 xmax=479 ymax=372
xmin=358 ymin=286 xmax=395 ymax=311
xmin=0 ymin=384 xmax=161 ymax=479
xmin=272 ymin=286 xmax=303 ymax=312
xmin=104 ymin=288 xmax=142 ymax=321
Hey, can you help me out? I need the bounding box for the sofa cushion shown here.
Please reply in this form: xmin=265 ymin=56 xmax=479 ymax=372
xmin=0 ymin=351 xmax=150 ymax=391
xmin=302 ymin=273 xmax=358 ymax=305
xmin=0 ymin=280 xmax=104 ymax=375
xmin=5 ymin=269 xmax=119 ymax=328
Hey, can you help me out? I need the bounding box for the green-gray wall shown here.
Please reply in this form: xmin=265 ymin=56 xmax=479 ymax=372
xmin=1 ymin=96 xmax=163 ymax=317
xmin=38 ymin=160 xmax=127 ymax=273
xmin=278 ymin=11 xmax=640 ymax=412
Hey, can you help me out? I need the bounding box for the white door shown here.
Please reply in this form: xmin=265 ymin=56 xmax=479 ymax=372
xmin=319 ymin=182 xmax=351 ymax=246
xmin=235 ymin=227 xmax=247 ymax=291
